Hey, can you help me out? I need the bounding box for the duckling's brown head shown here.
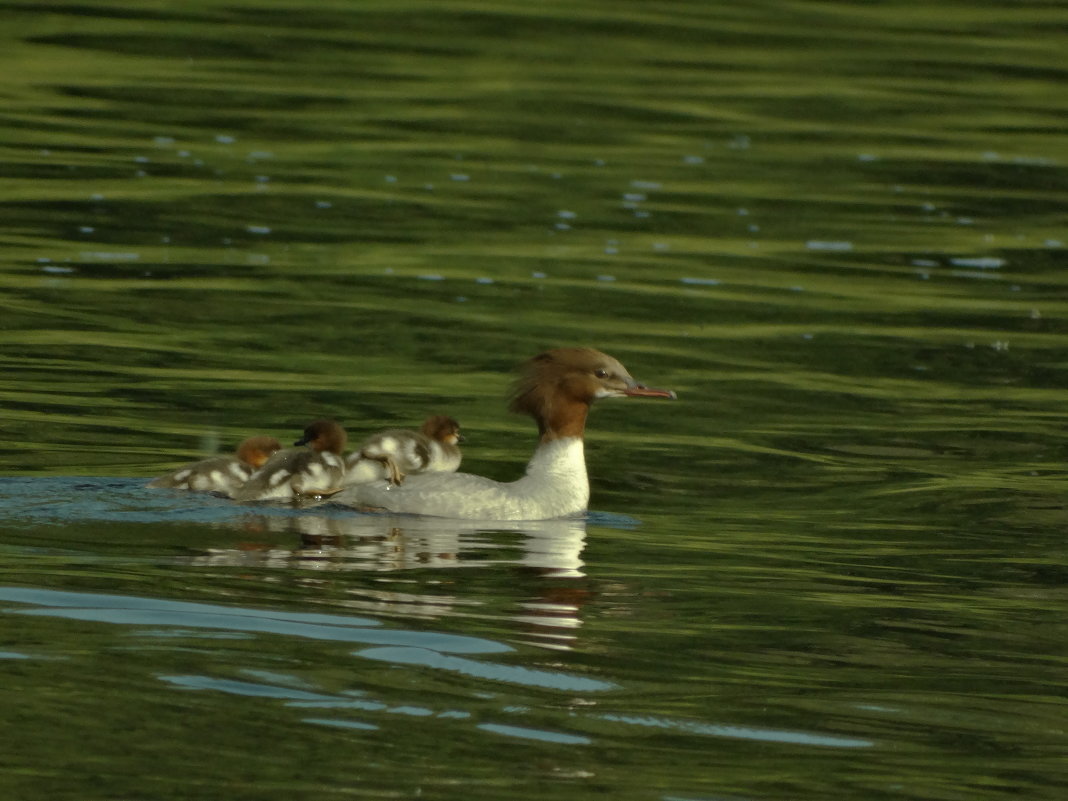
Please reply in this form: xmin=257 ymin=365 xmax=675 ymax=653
xmin=421 ymin=415 xmax=464 ymax=446
xmin=294 ymin=419 xmax=347 ymax=454
xmin=236 ymin=435 xmax=282 ymax=469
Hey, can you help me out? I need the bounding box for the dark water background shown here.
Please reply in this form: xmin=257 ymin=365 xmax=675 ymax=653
xmin=1 ymin=2 xmax=1067 ymax=799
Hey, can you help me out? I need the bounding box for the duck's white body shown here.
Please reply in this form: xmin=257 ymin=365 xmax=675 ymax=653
xmin=336 ymin=437 xmax=588 ymax=520
xmin=334 ymin=348 xmax=674 ymax=521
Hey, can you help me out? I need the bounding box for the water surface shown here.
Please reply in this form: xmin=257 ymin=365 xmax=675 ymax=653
xmin=1 ymin=1 xmax=1067 ymax=799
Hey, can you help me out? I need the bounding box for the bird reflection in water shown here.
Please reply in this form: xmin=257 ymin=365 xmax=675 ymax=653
xmin=187 ymin=512 xmax=591 ymax=648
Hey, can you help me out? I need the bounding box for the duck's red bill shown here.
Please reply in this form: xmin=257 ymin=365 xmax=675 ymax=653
xmin=624 ymin=386 xmax=677 ymax=399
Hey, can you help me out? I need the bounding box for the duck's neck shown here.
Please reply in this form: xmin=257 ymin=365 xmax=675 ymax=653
xmin=536 ymin=398 xmax=590 ymax=443
xmin=524 ymin=436 xmax=590 ymax=514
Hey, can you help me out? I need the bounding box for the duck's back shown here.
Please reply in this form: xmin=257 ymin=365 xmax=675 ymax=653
xmin=337 ymin=438 xmax=589 ymax=520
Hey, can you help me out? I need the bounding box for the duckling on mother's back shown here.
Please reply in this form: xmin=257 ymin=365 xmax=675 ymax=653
xmin=230 ymin=419 xmax=347 ymax=501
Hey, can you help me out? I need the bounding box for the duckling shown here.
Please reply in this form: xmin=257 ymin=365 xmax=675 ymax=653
xmin=230 ymin=419 xmax=347 ymax=501
xmin=343 ymin=414 xmax=463 ymax=487
xmin=148 ymin=435 xmax=282 ymax=496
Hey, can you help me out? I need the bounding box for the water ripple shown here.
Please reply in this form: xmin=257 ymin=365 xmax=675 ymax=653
xmin=355 ymin=645 xmax=617 ymax=692
xmin=0 ymin=586 xmax=510 ymax=655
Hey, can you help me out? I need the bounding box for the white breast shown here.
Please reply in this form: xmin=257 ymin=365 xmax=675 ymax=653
xmin=425 ymin=441 xmax=462 ymax=473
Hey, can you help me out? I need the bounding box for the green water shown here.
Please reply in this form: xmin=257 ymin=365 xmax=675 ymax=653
xmin=2 ymin=1 xmax=1067 ymax=799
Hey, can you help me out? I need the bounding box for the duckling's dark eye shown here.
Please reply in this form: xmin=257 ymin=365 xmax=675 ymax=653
xmin=594 ymin=368 xmax=609 ymax=379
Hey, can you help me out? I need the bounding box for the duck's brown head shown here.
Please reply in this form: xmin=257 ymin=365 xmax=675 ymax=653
xmin=508 ymin=347 xmax=675 ymax=440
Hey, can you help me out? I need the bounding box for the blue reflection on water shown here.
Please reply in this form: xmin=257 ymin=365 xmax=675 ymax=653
xmin=0 ymin=476 xmax=349 ymax=525
xmin=0 ymin=586 xmax=510 ymax=655
xmin=160 ymin=674 xmax=337 ymax=701
xmin=0 ymin=477 xmax=638 ymax=530
xmin=356 ymin=644 xmax=618 ymax=692
xmin=302 ymin=718 xmax=378 ymax=731
xmin=0 ymin=587 xmax=379 ymax=627
xmin=477 ymin=722 xmax=591 ymax=745
xmin=1 ymin=585 xmax=875 ymax=753
xmin=596 ymin=713 xmax=873 ymax=749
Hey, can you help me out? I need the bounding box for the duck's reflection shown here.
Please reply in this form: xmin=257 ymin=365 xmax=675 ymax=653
xmin=197 ymin=512 xmax=587 ymax=577
xmin=189 ymin=511 xmax=590 ymax=647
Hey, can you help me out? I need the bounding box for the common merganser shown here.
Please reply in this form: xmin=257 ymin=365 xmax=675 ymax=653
xmin=230 ymin=419 xmax=347 ymax=501
xmin=334 ymin=348 xmax=675 ymax=520
xmin=343 ymin=414 xmax=464 ymax=486
xmin=147 ymin=435 xmax=282 ymax=495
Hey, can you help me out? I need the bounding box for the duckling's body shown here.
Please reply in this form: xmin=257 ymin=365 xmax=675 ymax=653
xmin=148 ymin=435 xmax=281 ymax=496
xmin=230 ymin=420 xmax=347 ymax=501
xmin=344 ymin=415 xmax=464 ymax=486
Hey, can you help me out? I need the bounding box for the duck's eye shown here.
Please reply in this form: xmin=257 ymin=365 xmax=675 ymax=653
xmin=594 ymin=368 xmax=609 ymax=379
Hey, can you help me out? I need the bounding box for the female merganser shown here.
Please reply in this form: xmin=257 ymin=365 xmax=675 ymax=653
xmin=334 ymin=348 xmax=675 ymax=520
xmin=230 ymin=419 xmax=347 ymax=501
xmin=343 ymin=414 xmax=464 ymax=486
xmin=148 ymin=435 xmax=282 ymax=495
